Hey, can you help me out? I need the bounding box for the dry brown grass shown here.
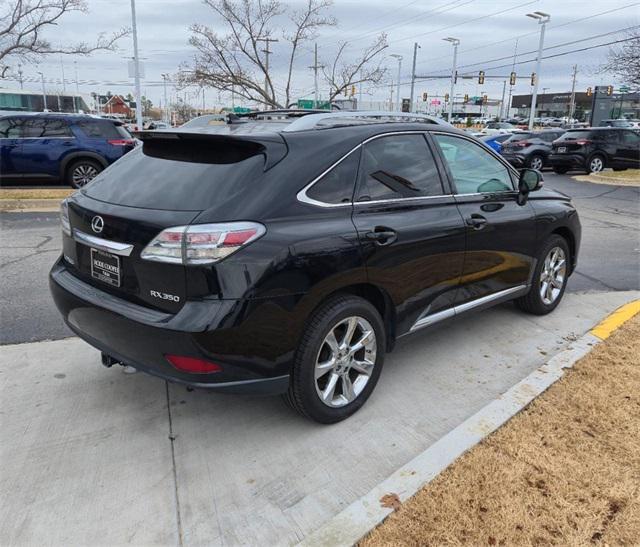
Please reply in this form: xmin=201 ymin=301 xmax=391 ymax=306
xmin=362 ymin=315 xmax=640 ymax=547
xmin=573 ymin=170 xmax=640 ymax=187
xmin=0 ymin=188 xmax=73 ymax=200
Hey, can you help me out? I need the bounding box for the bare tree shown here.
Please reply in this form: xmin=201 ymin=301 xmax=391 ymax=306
xmin=321 ymin=33 xmax=388 ymax=103
xmin=183 ymin=0 xmax=388 ymax=109
xmin=601 ymin=29 xmax=640 ymax=91
xmin=1 ymin=0 xmax=129 ymax=75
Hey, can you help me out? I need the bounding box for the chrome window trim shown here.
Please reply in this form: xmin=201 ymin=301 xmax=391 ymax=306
xmin=73 ymin=229 xmax=134 ymax=257
xmin=430 ymin=131 xmax=520 ymax=191
xmin=408 ymin=285 xmax=528 ymax=333
xmin=296 ymin=130 xmax=453 ymax=209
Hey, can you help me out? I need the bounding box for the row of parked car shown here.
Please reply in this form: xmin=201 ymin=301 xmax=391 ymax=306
xmin=479 ymin=127 xmax=640 ymax=174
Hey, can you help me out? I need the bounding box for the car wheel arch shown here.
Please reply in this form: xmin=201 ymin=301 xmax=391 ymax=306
xmin=59 ymin=151 xmax=108 ymax=180
xmin=549 ymin=226 xmax=576 ymax=274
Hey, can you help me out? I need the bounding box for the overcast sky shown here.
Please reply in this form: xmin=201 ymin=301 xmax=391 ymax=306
xmin=5 ymin=0 xmax=639 ymax=108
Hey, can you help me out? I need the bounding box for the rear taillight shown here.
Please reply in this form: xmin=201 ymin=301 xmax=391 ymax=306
xmin=513 ymin=140 xmax=530 ymax=147
xmin=141 ymin=221 xmax=266 ymax=265
xmin=575 ymin=139 xmax=592 ymax=145
xmin=60 ymin=199 xmax=71 ymax=236
xmin=165 ymin=354 xmax=222 ymax=374
xmin=108 ymin=139 xmax=135 ymax=146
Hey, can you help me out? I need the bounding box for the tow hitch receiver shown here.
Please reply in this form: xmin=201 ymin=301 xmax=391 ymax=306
xmin=101 ymin=353 xmax=123 ymax=368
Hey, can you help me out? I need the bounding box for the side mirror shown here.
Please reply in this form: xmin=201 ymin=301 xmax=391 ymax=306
xmin=517 ymin=168 xmax=543 ymax=204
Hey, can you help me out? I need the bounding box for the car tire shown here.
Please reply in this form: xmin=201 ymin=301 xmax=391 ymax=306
xmin=67 ymin=159 xmax=103 ymax=189
xmin=284 ymin=294 xmax=386 ymax=424
xmin=552 ymin=166 xmax=569 ymax=174
xmin=586 ymin=154 xmax=605 ymax=174
xmin=528 ymin=154 xmax=544 ymax=171
xmin=515 ymin=235 xmax=570 ymax=316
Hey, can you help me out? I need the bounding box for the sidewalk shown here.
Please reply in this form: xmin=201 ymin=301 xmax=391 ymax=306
xmin=363 ymin=309 xmax=640 ymax=546
xmin=0 ymin=188 xmax=71 ymax=212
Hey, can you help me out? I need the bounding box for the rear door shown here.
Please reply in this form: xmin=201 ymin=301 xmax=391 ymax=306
xmin=0 ymin=117 xmax=25 ymax=179
xmin=430 ymin=132 xmax=537 ymax=305
xmin=20 ymin=118 xmax=75 ymax=179
xmin=351 ymin=132 xmax=466 ymax=334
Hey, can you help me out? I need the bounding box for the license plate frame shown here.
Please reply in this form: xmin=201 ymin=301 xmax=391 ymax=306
xmin=557 ymin=146 xmax=567 ymax=153
xmin=90 ymin=248 xmax=121 ymax=287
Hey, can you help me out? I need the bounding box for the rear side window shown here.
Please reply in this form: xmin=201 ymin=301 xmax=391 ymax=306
xmin=622 ymin=131 xmax=640 ymax=144
xmin=76 ymin=121 xmax=129 ymax=139
xmin=23 ymin=119 xmax=72 ymax=138
xmin=83 ymin=147 xmax=266 ymax=211
xmin=306 ymin=150 xmax=360 ymax=204
xmin=356 ymin=134 xmax=443 ymax=201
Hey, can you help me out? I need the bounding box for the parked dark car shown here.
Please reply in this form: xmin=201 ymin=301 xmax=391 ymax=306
xmin=500 ymin=130 xmax=565 ymax=170
xmin=50 ymin=112 xmax=581 ymax=423
xmin=0 ymin=114 xmax=135 ymax=187
xmin=549 ymin=128 xmax=640 ymax=174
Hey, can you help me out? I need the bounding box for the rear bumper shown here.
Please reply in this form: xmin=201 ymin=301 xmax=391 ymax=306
xmin=548 ymin=154 xmax=585 ymax=168
xmin=49 ymin=258 xmax=292 ymax=394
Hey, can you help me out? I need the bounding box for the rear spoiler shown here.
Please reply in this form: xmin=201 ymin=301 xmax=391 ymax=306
xmin=133 ymin=130 xmax=288 ymax=170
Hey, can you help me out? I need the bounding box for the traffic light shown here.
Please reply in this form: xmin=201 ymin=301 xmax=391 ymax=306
xmin=478 ymin=70 xmax=485 ymax=84
xmin=586 ymin=87 xmax=593 ymax=96
xmin=351 ymin=85 xmax=356 ymax=96
xmin=444 ymin=93 xmax=450 ymax=102
xmin=606 ymin=85 xmax=613 ymax=95
xmin=509 ymin=71 xmax=516 ymax=85
xmin=482 ymin=94 xmax=488 ymax=104
xmin=530 ymin=72 xmax=536 ymax=86
xmin=422 ymin=92 xmax=428 ymax=102
xmin=454 ymin=71 xmax=458 ymax=84
xmin=464 ymin=93 xmax=469 ymax=103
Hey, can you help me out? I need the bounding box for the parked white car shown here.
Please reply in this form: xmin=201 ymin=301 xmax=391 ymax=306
xmin=481 ymin=122 xmax=518 ymax=135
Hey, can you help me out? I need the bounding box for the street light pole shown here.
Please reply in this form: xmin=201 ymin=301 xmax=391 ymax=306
xmin=74 ymin=61 xmax=80 ymax=113
xmin=161 ymin=73 xmax=169 ymax=123
xmin=390 ymin=54 xmax=403 ymax=111
xmin=443 ymin=37 xmax=460 ymax=122
xmin=38 ymin=72 xmax=47 ymax=111
xmin=409 ymin=42 xmax=420 ymax=112
xmin=526 ymin=11 xmax=550 ymax=130
xmin=129 ymin=0 xmax=144 ymax=130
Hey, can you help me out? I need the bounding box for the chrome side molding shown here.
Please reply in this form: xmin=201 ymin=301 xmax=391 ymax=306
xmin=73 ymin=229 xmax=134 ymax=257
xmin=410 ymin=285 xmax=527 ymax=333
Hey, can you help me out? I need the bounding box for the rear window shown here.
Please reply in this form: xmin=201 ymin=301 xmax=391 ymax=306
xmin=507 ymin=132 xmax=533 ymax=141
xmin=76 ymin=120 xmax=131 ymax=139
xmin=83 ymin=147 xmax=265 ymax=211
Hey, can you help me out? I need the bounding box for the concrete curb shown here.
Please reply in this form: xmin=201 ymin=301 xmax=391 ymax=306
xmin=299 ymin=299 xmax=640 ymax=547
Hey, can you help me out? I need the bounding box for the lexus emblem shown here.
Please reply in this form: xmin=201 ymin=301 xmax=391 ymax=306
xmin=91 ymin=216 xmax=104 ymax=234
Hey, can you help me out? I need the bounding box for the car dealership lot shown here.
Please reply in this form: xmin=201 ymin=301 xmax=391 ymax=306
xmin=1 ymin=289 xmax=638 ymax=546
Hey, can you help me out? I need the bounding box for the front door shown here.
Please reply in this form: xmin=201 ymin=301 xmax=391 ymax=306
xmin=20 ymin=117 xmax=75 ymax=179
xmin=0 ymin=117 xmax=26 ymax=180
xmin=618 ymin=130 xmax=640 ymax=168
xmin=351 ymin=133 xmax=466 ymax=335
xmin=429 ymin=132 xmax=537 ymax=305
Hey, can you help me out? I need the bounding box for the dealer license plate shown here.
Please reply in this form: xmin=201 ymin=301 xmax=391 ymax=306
xmin=90 ymin=248 xmax=121 ymax=287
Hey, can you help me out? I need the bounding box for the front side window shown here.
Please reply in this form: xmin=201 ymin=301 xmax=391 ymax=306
xmin=0 ymin=117 xmax=25 ymax=138
xmin=622 ymin=130 xmax=640 ymax=144
xmin=356 ymin=134 xmax=443 ymax=201
xmin=433 ymin=134 xmax=514 ymax=194
xmin=306 ymin=150 xmax=360 ymax=204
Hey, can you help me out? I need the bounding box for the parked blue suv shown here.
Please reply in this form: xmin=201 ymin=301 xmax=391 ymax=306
xmin=0 ymin=114 xmax=135 ymax=188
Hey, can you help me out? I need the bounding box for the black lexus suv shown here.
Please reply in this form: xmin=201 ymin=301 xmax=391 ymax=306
xmin=50 ymin=111 xmax=581 ymax=423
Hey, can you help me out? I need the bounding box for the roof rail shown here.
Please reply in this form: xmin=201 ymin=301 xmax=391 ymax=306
xmin=281 ymin=111 xmax=454 ymax=132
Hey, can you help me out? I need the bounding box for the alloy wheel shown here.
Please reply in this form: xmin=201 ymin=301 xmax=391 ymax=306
xmin=72 ymin=164 xmax=99 ymax=187
xmin=539 ymin=246 xmax=566 ymax=305
xmin=314 ymin=316 xmax=377 ymax=408
xmin=530 ymin=156 xmax=543 ymax=170
xmin=589 ymin=157 xmax=604 ymax=173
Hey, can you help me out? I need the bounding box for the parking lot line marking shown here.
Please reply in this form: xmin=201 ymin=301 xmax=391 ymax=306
xmin=590 ymin=299 xmax=640 ymax=340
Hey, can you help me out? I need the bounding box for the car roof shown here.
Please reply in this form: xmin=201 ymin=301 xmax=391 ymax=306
xmin=0 ymin=113 xmax=117 ymax=123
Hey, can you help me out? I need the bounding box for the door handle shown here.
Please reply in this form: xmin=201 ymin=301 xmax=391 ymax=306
xmin=365 ymin=227 xmax=397 ymax=246
xmin=465 ymin=214 xmax=488 ymax=230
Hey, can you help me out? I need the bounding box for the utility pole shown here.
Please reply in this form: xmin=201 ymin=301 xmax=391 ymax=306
xmin=38 ymin=72 xmax=47 ymax=111
xmin=308 ymin=43 xmax=324 ymax=108
xmin=161 ymin=73 xmax=169 ymax=123
xmin=409 ymin=42 xmax=420 ymax=113
xmin=506 ymin=38 xmax=518 ymax=121
xmin=257 ymin=37 xmax=278 ymax=98
xmin=499 ymin=80 xmax=507 ymax=121
xmin=389 ymin=83 xmax=394 ymax=112
xmin=202 ymin=87 xmax=205 ymax=112
xmin=17 ymin=64 xmax=24 ymax=90
xmin=60 ymin=57 xmax=66 ymax=93
xmin=568 ymin=64 xmax=577 ymax=121
xmin=443 ymin=37 xmax=460 ymax=121
xmin=390 ymin=54 xmax=403 ymax=111
xmin=526 ymin=11 xmax=551 ymax=129
xmin=358 ymin=70 xmax=362 ymax=109
xmin=74 ymin=61 xmax=80 ymax=112
xmin=129 ymin=0 xmax=143 ymax=130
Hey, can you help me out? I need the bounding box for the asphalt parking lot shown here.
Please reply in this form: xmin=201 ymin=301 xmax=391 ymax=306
xmin=1 ymin=172 xmax=639 ymax=545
